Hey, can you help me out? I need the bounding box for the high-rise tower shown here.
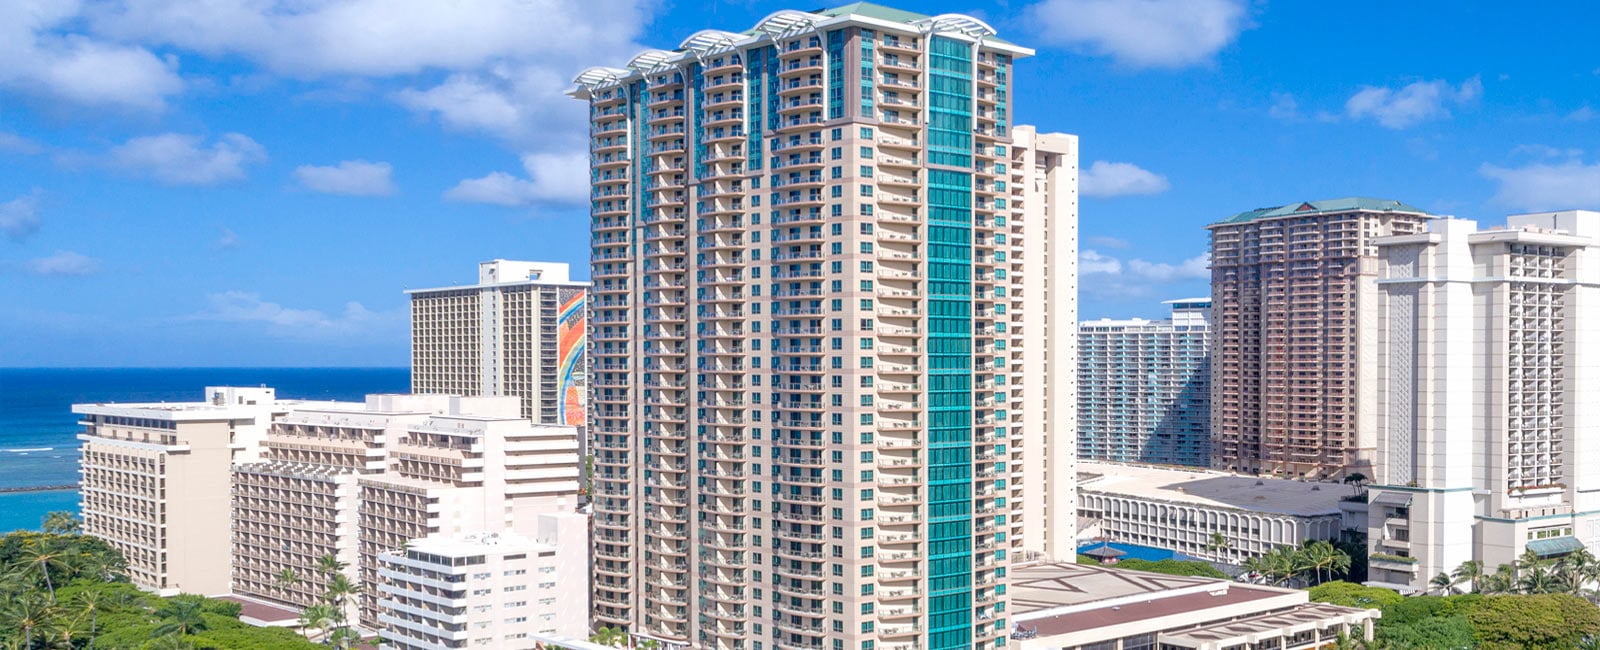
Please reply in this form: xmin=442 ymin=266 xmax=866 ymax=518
xmin=1207 ymin=198 xmax=1433 ymax=479
xmin=571 ymin=5 xmax=1077 ymax=649
xmin=1078 ymin=298 xmax=1212 ymax=467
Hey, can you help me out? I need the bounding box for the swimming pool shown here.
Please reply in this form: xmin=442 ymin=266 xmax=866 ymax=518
xmin=1077 ymin=541 xmax=1192 ymax=562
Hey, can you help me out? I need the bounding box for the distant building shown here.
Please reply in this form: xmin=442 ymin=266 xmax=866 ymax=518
xmin=406 ymin=260 xmax=589 ymax=428
xmin=1077 ymin=462 xmax=1349 ymax=564
xmin=1008 ymin=562 xmax=1378 ymax=650
xmin=73 ymin=386 xmax=332 ymax=596
xmin=1208 ymin=198 xmax=1435 ymax=479
xmin=377 ymin=524 xmax=588 ymax=649
xmin=1079 ymin=298 xmax=1211 ymax=467
xmin=1368 ymin=211 xmax=1600 ymax=593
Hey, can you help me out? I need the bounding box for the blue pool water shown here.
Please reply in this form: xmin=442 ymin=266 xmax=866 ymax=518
xmin=1078 ymin=541 xmax=1192 ymax=562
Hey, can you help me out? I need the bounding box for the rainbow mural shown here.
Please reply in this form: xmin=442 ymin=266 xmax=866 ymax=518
xmin=556 ymin=291 xmax=587 ymax=427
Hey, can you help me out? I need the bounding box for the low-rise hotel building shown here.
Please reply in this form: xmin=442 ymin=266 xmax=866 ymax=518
xmin=1077 ymin=462 xmax=1350 ymax=564
xmin=1008 ymin=562 xmax=1378 ymax=650
xmin=73 ymin=386 xmax=334 ymax=596
xmin=377 ymin=523 xmax=588 ymax=650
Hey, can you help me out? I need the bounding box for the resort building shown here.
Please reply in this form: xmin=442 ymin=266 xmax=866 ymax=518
xmin=407 ymin=260 xmax=590 ymax=428
xmin=357 ymin=400 xmax=582 ymax=629
xmin=1077 ymin=462 xmax=1350 ymax=564
xmin=1208 ymin=198 xmax=1435 ymax=479
xmin=229 ymin=392 xmax=586 ymax=632
xmin=377 ymin=525 xmax=589 ymax=649
xmin=1008 ymin=562 xmax=1379 ymax=650
xmin=73 ymin=386 xmax=329 ymax=596
xmin=572 ymin=4 xmax=1079 ymax=649
xmin=1078 ymin=298 xmax=1211 ymax=467
xmin=231 ymin=394 xmax=456 ymax=620
xmin=1367 ymin=211 xmax=1600 ymax=593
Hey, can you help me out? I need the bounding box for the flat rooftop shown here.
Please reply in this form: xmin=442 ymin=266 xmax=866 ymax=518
xmin=1079 ymin=462 xmax=1350 ymax=517
xmin=1010 ymin=563 xmax=1311 ymax=643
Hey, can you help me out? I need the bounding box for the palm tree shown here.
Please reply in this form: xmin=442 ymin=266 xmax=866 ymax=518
xmin=1520 ymin=564 xmax=1558 ymax=594
xmin=41 ymin=511 xmax=82 ymax=535
xmin=1515 ymin=548 xmax=1547 ymax=579
xmin=327 ymin=625 xmax=363 ymax=650
xmin=145 ymin=632 xmax=195 ymax=650
xmin=639 ymin=639 xmax=661 ymax=650
xmin=0 ymin=595 xmax=54 ymax=648
xmin=1485 ymin=563 xmax=1518 ymax=594
xmin=1452 ymin=559 xmax=1485 ymax=593
xmin=1301 ymin=540 xmax=1351 ymax=585
xmin=316 ymin=554 xmax=347 ymax=577
xmin=70 ymin=587 xmax=115 ymax=647
xmin=152 ymin=597 xmax=208 ymax=637
xmin=12 ymin=540 xmax=69 ymax=602
xmin=1205 ymin=531 xmax=1231 ymax=561
xmin=1430 ymin=572 xmax=1457 ymax=595
xmin=591 ymin=626 xmax=627 ymax=648
xmin=298 ymin=603 xmax=337 ymax=642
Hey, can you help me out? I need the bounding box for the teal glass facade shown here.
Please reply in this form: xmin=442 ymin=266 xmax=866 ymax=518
xmin=926 ymin=35 xmax=975 ymax=650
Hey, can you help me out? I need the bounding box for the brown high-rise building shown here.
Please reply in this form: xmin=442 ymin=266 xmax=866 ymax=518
xmin=1207 ymin=198 xmax=1433 ymax=479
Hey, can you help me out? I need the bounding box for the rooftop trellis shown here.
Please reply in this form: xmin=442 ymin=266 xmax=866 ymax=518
xmin=754 ymin=9 xmax=822 ymax=39
xmin=679 ymin=30 xmax=745 ymax=60
xmin=912 ymin=13 xmax=998 ymax=38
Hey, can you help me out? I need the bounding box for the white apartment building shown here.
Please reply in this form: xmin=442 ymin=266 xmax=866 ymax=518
xmin=377 ymin=523 xmax=589 ymax=650
xmin=73 ymin=386 xmax=332 ymax=596
xmin=1077 ymin=462 xmax=1348 ymax=564
xmin=357 ymin=401 xmax=582 ymax=628
xmin=408 ymin=260 xmax=590 ymax=428
xmin=1079 ymin=299 xmax=1211 ymax=467
xmin=1369 ymin=210 xmax=1600 ymax=593
xmin=573 ymin=5 xmax=1079 ymax=648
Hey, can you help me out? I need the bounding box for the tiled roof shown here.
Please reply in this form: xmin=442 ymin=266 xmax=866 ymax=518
xmin=1212 ymin=197 xmax=1429 ymax=226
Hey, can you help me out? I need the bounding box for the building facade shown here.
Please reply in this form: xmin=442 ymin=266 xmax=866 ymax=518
xmin=1076 ymin=462 xmax=1347 ymax=565
xmin=573 ymin=5 xmax=1078 ymax=649
xmin=1078 ymin=299 xmax=1211 ymax=467
xmin=408 ymin=260 xmax=590 ymax=428
xmin=1208 ymin=198 xmax=1434 ymax=479
xmin=1367 ymin=211 xmax=1600 ymax=593
xmin=376 ymin=524 xmax=589 ymax=649
xmin=73 ymin=387 xmax=312 ymax=596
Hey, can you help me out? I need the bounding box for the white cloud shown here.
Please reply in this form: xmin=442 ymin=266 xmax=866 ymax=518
xmin=186 ymin=290 xmax=404 ymax=340
xmin=217 ymin=227 xmax=240 ymax=249
xmin=1080 ymin=249 xmax=1123 ymax=275
xmin=1569 ymin=107 xmax=1596 ymax=122
xmin=17 ymin=250 xmax=99 ymax=276
xmin=1080 ymin=249 xmax=1209 ymax=299
xmin=86 ymin=0 xmax=650 ymax=78
xmin=0 ymin=1 xmax=183 ymax=111
xmin=1080 ymin=160 xmax=1171 ymax=198
xmin=0 ymin=132 xmax=45 ymax=155
xmin=445 ymin=151 xmax=590 ymax=206
xmin=293 ymin=160 xmax=396 ymax=197
xmin=1481 ymin=160 xmax=1600 ymax=211
xmin=1268 ymin=92 xmax=1300 ymax=121
xmin=108 ymin=133 xmax=267 ymax=186
xmin=1087 ymin=235 xmax=1130 ymax=249
xmin=0 ymin=191 xmax=43 ymax=242
xmin=1027 ymin=0 xmax=1252 ymax=68
xmin=1345 ymin=77 xmax=1482 ymax=129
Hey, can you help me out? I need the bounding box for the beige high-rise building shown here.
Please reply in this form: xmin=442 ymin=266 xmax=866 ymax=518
xmin=73 ymin=386 xmax=324 ymax=596
xmin=572 ymin=5 xmax=1078 ymax=649
xmin=1207 ymin=198 xmax=1434 ymax=479
xmin=1367 ymin=211 xmax=1600 ymax=593
xmin=408 ymin=260 xmax=590 ymax=428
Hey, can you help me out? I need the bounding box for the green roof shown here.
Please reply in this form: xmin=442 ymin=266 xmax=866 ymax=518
xmin=1528 ymin=536 xmax=1585 ymax=558
xmin=1212 ymin=197 xmax=1429 ymax=226
xmin=816 ymin=2 xmax=932 ymax=23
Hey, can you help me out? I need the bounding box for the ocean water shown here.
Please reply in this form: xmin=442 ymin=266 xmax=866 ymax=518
xmin=0 ymin=368 xmax=409 ymax=529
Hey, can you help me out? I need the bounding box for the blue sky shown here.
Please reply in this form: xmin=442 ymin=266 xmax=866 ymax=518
xmin=2 ymin=0 xmax=1596 ymax=367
